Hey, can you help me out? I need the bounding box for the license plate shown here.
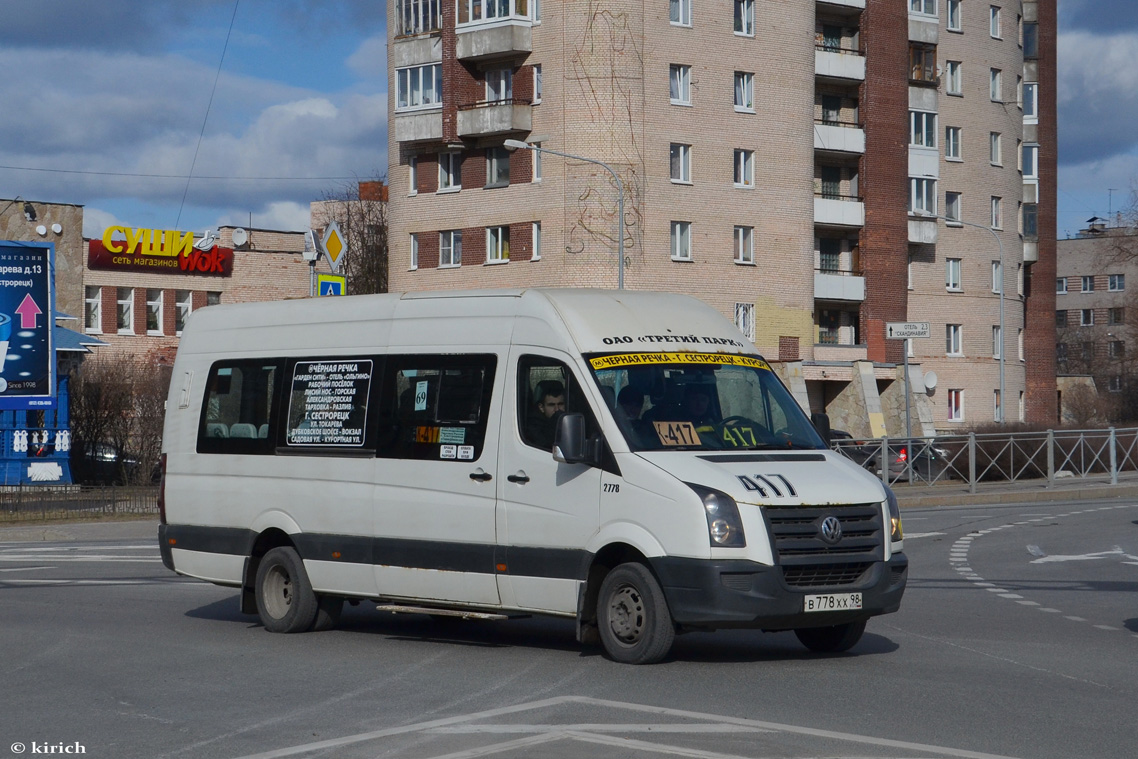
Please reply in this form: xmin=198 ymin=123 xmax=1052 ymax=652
xmin=804 ymin=593 xmax=862 ymax=613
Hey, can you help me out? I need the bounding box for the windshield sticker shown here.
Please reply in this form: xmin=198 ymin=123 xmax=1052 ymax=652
xmin=286 ymin=360 xmax=372 ymax=447
xmin=590 ymin=353 xmax=771 ymax=371
xmin=439 ymin=427 xmax=466 ymax=444
xmin=415 ymin=426 xmax=440 ymax=444
xmin=601 ymin=334 xmax=747 ymax=348
xmin=458 ymin=445 xmax=475 ymax=460
xmin=653 ymin=421 xmax=700 ymax=447
xmin=440 ymin=445 xmax=457 ymax=459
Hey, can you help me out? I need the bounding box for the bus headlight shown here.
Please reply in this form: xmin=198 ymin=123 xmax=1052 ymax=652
xmin=885 ymin=486 xmax=903 ymax=544
xmin=686 ymin=483 xmax=746 ymax=548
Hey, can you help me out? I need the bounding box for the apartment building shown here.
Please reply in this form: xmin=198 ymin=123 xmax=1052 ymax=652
xmin=386 ymin=0 xmax=1057 ymax=435
xmin=1056 ymin=219 xmax=1138 ymax=409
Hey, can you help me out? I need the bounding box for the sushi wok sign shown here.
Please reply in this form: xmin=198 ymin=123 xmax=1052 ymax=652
xmin=88 ymin=226 xmax=234 ymax=276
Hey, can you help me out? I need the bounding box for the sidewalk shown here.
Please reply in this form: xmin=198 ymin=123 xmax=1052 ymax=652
xmin=891 ymin=470 xmax=1138 ymax=508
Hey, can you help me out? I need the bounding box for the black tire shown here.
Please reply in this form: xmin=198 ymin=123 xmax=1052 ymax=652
xmin=596 ymin=563 xmax=675 ymax=664
xmin=255 ymin=547 xmax=318 ymax=633
xmin=794 ymin=620 xmax=866 ymax=653
xmin=311 ymin=595 xmax=344 ymax=632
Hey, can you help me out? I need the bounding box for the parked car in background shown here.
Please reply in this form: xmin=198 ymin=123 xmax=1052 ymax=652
xmin=71 ymin=442 xmax=141 ymax=485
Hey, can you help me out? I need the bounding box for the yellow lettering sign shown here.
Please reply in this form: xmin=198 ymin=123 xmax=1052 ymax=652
xmin=100 ymin=226 xmax=195 ymax=258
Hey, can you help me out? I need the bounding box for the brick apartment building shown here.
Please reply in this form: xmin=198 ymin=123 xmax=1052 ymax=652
xmin=386 ymin=0 xmax=1057 ymax=435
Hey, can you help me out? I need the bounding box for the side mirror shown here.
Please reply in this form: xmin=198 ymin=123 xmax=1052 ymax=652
xmin=553 ymin=413 xmax=588 ymax=464
xmin=811 ymin=412 xmax=832 ymax=447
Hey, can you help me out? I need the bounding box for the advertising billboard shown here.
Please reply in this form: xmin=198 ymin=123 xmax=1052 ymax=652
xmin=0 ymin=242 xmax=55 ymax=409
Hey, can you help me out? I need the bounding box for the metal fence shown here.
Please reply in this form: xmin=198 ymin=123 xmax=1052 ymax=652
xmin=0 ymin=485 xmax=158 ymax=523
xmin=832 ymin=427 xmax=1138 ymax=492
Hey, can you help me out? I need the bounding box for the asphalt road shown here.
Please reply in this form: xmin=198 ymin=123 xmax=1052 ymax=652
xmin=1 ymin=499 xmax=1135 ymax=759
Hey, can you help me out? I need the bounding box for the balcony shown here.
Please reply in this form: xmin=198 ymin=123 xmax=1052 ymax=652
xmin=457 ymin=98 xmax=532 ymax=138
xmin=908 ymin=216 xmax=938 ymax=244
xmin=394 ymin=109 xmax=443 ymax=144
xmin=815 ymin=45 xmax=865 ymax=83
xmin=395 ymin=0 xmax=442 ymax=37
xmin=814 ymin=120 xmax=865 ymax=155
xmin=815 ymin=269 xmax=866 ymax=302
xmin=817 ymin=0 xmax=865 ymax=10
xmin=814 ymin=195 xmax=865 ymax=228
xmin=456 ymin=21 xmax=532 ymax=62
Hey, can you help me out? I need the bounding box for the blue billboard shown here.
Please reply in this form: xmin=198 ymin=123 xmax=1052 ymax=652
xmin=0 ymin=242 xmax=55 ymax=409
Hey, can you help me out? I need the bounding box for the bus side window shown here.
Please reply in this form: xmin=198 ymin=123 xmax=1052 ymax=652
xmin=197 ymin=361 xmax=280 ymax=454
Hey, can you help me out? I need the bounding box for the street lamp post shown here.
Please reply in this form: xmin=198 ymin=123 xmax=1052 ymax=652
xmin=921 ymin=213 xmax=1006 ymax=422
xmin=503 ymin=139 xmax=625 ymax=290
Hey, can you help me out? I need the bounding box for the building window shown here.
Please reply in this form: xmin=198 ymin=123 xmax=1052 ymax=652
xmin=533 ymin=64 xmax=542 ymax=103
xmin=820 ymin=238 xmax=841 ymax=272
xmin=671 ymin=221 xmax=692 ymax=261
xmin=992 ymin=260 xmax=1002 ymax=293
xmin=1110 ymin=340 xmax=1125 ymax=359
xmin=909 ymin=177 xmax=937 ymax=216
xmin=395 ymin=63 xmax=442 ymax=110
xmin=1081 ymin=275 xmax=1095 ymax=293
xmin=1056 ymin=310 xmax=1068 ymax=328
xmin=1023 ymin=203 xmax=1038 ymax=239
xmin=486 ymin=68 xmax=513 ymax=102
xmin=734 ymin=0 xmax=754 ymax=36
xmin=172 ymin=290 xmax=192 ymax=334
xmin=408 ymin=155 xmax=418 ymax=196
xmin=1023 ymin=21 xmax=1039 ymax=58
xmin=946 ymin=61 xmax=962 ymax=95
xmin=396 ymin=0 xmax=443 ymax=36
xmin=1056 ymin=342 xmax=1068 ymax=361
xmin=734 ymin=226 xmax=754 ymax=264
xmin=735 ymin=303 xmax=755 ymax=341
xmin=948 ymin=389 xmax=964 ymax=421
xmin=991 ymin=196 xmax=1002 ymax=229
xmin=409 ymin=233 xmax=419 ymax=270
xmin=486 ymin=226 xmax=510 ymax=262
xmin=947 ymin=324 xmax=963 ymax=356
xmin=945 ymin=192 xmax=962 ymax=223
xmin=84 ymin=286 xmax=101 ymax=333
xmin=1109 ymin=274 xmax=1125 ymax=292
xmin=990 ymin=6 xmax=1002 ymax=38
xmin=992 ymin=325 xmax=1002 ymax=358
xmin=945 ymin=126 xmax=962 ymax=159
xmin=1022 ymin=143 xmax=1039 ymax=180
xmin=1109 ymin=307 xmax=1125 ymax=325
xmin=946 ymin=258 xmax=962 ymax=291
xmin=670 ymin=143 xmax=691 ymax=183
xmin=670 ymin=0 xmax=691 ymax=26
xmin=440 ymin=230 xmax=462 ymax=267
xmin=531 ymin=222 xmax=541 ymax=260
xmin=909 ymin=0 xmax=937 ymax=15
xmin=909 ymin=43 xmax=937 ymax=84
xmin=439 ymin=152 xmax=461 ymax=191
xmin=1019 ymin=390 xmax=1025 ymax=422
xmin=487 ymin=147 xmax=510 ymax=187
xmin=990 ymin=68 xmax=1002 ymax=101
xmin=206 ymin=292 xmax=221 ymax=306
xmin=734 ymin=72 xmax=754 ymax=111
xmin=1023 ymin=82 xmax=1038 ymax=122
xmin=531 ymin=0 xmax=540 ymax=22
xmin=1081 ymin=308 xmax=1094 ymax=327
xmin=116 ymin=287 xmax=134 ymax=334
xmin=910 ymin=110 xmax=937 ymax=147
xmin=1109 ymin=376 xmax=1123 ymax=393
xmin=669 ymin=64 xmax=691 ymax=105
xmin=993 ymin=390 xmax=1002 ymax=421
xmin=1018 ymin=328 xmax=1025 ymax=361
xmin=733 ymin=149 xmax=754 ymax=187
xmin=1082 ymin=342 xmax=1095 ymax=361
xmin=146 ymin=289 xmax=163 ymax=335
xmin=990 ymin=132 xmax=1002 ymax=165
xmin=947 ymin=0 xmax=962 ymax=30
xmin=531 ymin=141 xmax=542 ymax=180
xmin=732 ymin=71 xmax=751 ymax=112
xmin=458 ymin=0 xmax=529 ymax=23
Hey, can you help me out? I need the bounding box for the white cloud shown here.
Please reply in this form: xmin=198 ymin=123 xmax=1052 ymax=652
xmin=1057 ymin=30 xmax=1138 ymax=164
xmin=346 ymin=35 xmax=388 ymax=81
xmin=81 ymin=208 xmax=128 ymax=239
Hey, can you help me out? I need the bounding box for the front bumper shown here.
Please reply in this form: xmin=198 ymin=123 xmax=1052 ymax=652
xmin=648 ymin=553 xmax=907 ymax=630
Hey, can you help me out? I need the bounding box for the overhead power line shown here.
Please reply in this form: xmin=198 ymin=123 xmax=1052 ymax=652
xmin=0 ymin=164 xmax=358 ymax=181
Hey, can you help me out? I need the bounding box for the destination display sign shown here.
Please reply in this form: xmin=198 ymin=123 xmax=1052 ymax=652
xmin=285 ymin=360 xmax=372 ymax=446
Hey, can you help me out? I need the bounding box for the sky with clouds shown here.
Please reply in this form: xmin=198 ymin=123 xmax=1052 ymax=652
xmin=0 ymin=0 xmax=1133 ymax=240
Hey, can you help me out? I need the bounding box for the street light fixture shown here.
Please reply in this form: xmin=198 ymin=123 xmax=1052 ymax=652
xmin=920 ymin=212 xmax=1006 ymax=422
xmin=503 ymin=139 xmax=625 ymax=290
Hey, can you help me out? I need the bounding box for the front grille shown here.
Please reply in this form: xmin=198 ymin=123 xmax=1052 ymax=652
xmin=782 ymin=562 xmax=872 ymax=587
xmin=765 ymin=504 xmax=884 ymax=562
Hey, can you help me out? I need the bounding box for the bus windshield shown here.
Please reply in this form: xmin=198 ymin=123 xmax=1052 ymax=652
xmin=587 ymin=353 xmax=826 ymax=452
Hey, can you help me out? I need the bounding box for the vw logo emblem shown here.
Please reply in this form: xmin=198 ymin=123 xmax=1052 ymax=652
xmin=820 ymin=516 xmax=843 ymax=545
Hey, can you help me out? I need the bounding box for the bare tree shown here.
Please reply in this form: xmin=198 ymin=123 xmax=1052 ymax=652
xmin=1062 ymin=383 xmax=1109 ymax=427
xmin=313 ymin=175 xmax=388 ymax=295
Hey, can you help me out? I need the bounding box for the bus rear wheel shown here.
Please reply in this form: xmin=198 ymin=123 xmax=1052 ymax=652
xmin=255 ymin=547 xmax=318 ymax=633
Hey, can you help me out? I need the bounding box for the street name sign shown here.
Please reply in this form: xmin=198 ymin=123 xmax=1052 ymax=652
xmin=886 ymin=322 xmax=931 ymax=340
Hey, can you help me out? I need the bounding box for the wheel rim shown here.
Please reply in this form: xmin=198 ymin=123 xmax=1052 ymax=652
xmin=262 ymin=564 xmax=293 ymax=620
xmin=606 ymin=583 xmax=646 ymax=644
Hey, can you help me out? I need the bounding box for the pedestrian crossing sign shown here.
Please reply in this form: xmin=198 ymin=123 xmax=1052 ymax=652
xmin=316 ymin=274 xmax=346 ymax=296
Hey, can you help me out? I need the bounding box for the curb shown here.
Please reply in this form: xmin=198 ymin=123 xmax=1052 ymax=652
xmin=894 ymin=482 xmax=1138 ymax=509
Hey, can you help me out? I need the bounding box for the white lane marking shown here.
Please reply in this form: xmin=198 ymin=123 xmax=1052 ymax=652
xmin=0 ymin=544 xmax=156 ymax=551
xmin=1 ymin=578 xmax=215 ymax=587
xmin=0 ymin=556 xmax=160 ymax=563
xmin=230 ymin=695 xmax=1026 ymax=759
xmin=427 ymin=724 xmax=771 ymax=734
xmin=903 ymin=532 xmax=945 ymax=539
xmin=950 ymin=504 xmax=1138 ymax=634
xmin=0 ymin=566 xmax=54 ymax=572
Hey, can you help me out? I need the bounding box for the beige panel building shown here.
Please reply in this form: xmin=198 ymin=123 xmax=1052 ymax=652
xmin=386 ymin=0 xmax=1058 ymax=435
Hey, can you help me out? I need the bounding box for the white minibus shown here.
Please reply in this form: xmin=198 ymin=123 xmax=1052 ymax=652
xmin=158 ymin=289 xmax=905 ymax=664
